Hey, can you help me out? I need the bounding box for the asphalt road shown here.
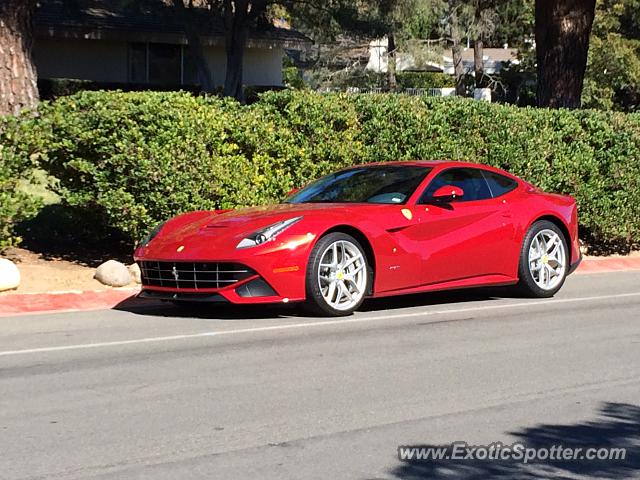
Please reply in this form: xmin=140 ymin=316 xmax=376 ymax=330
xmin=1 ymin=271 xmax=639 ymax=480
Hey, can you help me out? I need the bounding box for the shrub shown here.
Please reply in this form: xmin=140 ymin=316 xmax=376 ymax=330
xmin=396 ymin=72 xmax=456 ymax=89
xmin=13 ymin=90 xmax=640 ymax=250
xmin=0 ymin=115 xmax=43 ymax=250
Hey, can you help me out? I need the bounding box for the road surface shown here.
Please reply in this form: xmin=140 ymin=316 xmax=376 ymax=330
xmin=1 ymin=271 xmax=639 ymax=479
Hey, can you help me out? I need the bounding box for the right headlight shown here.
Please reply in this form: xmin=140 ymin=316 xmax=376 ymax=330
xmin=236 ymin=217 xmax=303 ymax=249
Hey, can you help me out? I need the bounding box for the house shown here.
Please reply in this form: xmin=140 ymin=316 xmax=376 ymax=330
xmin=33 ymin=0 xmax=311 ymax=91
xmin=442 ymin=47 xmax=518 ymax=76
xmin=366 ymin=37 xmax=517 ymax=76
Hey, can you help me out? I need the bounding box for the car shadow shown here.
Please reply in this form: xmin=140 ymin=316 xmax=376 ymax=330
xmin=358 ymin=286 xmax=517 ymax=313
xmin=113 ymin=296 xmax=295 ymax=320
xmin=113 ymin=286 xmax=520 ymax=320
xmin=386 ymin=402 xmax=640 ymax=480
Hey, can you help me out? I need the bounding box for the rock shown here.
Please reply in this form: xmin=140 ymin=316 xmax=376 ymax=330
xmin=0 ymin=258 xmax=21 ymax=292
xmin=128 ymin=263 xmax=142 ymax=284
xmin=94 ymin=260 xmax=132 ymax=287
xmin=579 ymin=240 xmax=589 ymax=255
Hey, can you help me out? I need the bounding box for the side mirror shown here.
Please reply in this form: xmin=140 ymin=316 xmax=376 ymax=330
xmin=432 ymin=185 xmax=464 ymax=202
xmin=287 ymin=187 xmax=301 ymax=197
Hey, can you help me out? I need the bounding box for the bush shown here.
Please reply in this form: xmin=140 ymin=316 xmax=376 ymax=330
xmin=12 ymin=90 xmax=640 ymax=250
xmin=396 ymin=72 xmax=456 ymax=89
xmin=0 ymin=115 xmax=43 ymax=250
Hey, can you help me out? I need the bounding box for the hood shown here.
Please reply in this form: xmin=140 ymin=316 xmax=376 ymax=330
xmin=139 ymin=203 xmax=365 ymax=259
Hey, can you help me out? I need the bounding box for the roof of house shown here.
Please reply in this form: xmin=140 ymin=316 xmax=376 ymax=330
xmin=448 ymin=48 xmax=518 ymax=64
xmin=35 ymin=0 xmax=312 ymax=49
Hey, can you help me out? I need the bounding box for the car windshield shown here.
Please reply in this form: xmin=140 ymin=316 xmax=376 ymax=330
xmin=286 ymin=166 xmax=432 ymax=205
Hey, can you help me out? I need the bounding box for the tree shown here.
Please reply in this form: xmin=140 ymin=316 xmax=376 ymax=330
xmin=491 ymin=0 xmax=534 ymax=49
xmin=173 ymin=0 xmax=215 ymax=93
xmin=535 ymin=0 xmax=597 ymax=108
xmin=445 ymin=0 xmax=467 ymax=96
xmin=470 ymin=1 xmax=497 ymax=87
xmin=0 ymin=0 xmax=39 ymax=116
xmin=582 ymin=0 xmax=640 ymax=110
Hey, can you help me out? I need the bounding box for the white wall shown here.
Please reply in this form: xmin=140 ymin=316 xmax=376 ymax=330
xmin=203 ymin=45 xmax=283 ymax=86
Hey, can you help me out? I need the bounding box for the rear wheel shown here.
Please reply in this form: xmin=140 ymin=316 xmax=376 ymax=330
xmin=518 ymin=220 xmax=568 ymax=297
xmin=305 ymin=233 xmax=370 ymax=316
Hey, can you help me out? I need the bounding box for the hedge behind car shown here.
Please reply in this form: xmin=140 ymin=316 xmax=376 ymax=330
xmin=11 ymin=90 xmax=640 ymax=249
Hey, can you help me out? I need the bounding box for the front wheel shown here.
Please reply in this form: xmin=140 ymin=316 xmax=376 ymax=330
xmin=305 ymin=233 xmax=370 ymax=316
xmin=517 ymin=220 xmax=569 ymax=297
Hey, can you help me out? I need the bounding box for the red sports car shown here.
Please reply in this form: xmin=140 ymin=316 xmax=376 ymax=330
xmin=134 ymin=161 xmax=581 ymax=316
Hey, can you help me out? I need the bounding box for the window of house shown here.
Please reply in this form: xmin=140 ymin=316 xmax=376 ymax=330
xmin=128 ymin=43 xmax=147 ymax=83
xmin=148 ymin=43 xmax=181 ymax=85
xmin=128 ymin=42 xmax=200 ymax=86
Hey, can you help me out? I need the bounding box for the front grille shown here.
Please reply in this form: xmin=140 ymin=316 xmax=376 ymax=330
xmin=139 ymin=261 xmax=255 ymax=290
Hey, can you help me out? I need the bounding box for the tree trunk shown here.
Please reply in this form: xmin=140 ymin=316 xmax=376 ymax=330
xmin=474 ymin=38 xmax=484 ymax=88
xmin=223 ymin=18 xmax=247 ymax=102
xmin=222 ymin=0 xmax=267 ymax=102
xmin=535 ymin=0 xmax=597 ymax=108
xmin=173 ymin=0 xmax=214 ymax=93
xmin=449 ymin=3 xmax=466 ymax=97
xmin=387 ymin=33 xmax=397 ymax=92
xmin=0 ymin=0 xmax=39 ymax=116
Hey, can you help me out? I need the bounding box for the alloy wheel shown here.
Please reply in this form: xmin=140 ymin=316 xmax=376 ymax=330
xmin=317 ymin=240 xmax=368 ymax=312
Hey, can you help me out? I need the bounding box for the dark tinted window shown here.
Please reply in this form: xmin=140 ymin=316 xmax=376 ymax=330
xmin=419 ymin=168 xmax=492 ymax=203
xmin=482 ymin=171 xmax=518 ymax=198
xmin=287 ymin=166 xmax=432 ymax=204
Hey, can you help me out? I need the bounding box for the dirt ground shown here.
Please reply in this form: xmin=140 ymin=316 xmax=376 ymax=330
xmin=0 ymin=248 xmax=135 ymax=295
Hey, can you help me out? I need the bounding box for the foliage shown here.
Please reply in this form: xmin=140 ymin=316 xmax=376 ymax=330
xmin=396 ymin=72 xmax=456 ymax=89
xmin=584 ymin=0 xmax=640 ymax=111
xmin=491 ymin=0 xmax=535 ymax=48
xmin=7 ymin=90 xmax=640 ymax=251
xmin=0 ymin=115 xmax=43 ymax=250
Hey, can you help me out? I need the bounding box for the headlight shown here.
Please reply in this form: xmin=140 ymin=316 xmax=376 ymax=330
xmin=138 ymin=221 xmax=166 ymax=247
xmin=236 ymin=216 xmax=303 ymax=249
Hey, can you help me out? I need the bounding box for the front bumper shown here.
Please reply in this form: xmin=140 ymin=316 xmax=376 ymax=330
xmin=134 ymin=235 xmax=315 ymax=304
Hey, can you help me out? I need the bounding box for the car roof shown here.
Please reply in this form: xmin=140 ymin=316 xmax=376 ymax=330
xmin=355 ymin=160 xmax=497 ymax=170
xmin=344 ymin=160 xmax=523 ymax=183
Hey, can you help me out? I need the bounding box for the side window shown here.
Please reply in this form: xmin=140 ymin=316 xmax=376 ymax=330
xmin=482 ymin=171 xmax=518 ymax=198
xmin=419 ymin=168 xmax=492 ymax=203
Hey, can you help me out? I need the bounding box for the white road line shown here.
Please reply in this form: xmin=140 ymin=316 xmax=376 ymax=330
xmin=1 ymin=291 xmax=639 ymax=357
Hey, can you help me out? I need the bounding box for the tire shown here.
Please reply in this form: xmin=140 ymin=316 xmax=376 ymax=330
xmin=305 ymin=232 xmax=371 ymax=316
xmin=517 ymin=220 xmax=569 ymax=298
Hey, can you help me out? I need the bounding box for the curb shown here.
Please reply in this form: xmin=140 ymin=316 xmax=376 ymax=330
xmin=0 ymin=257 xmax=639 ymax=317
xmin=0 ymin=288 xmax=140 ymax=318
xmin=574 ymin=256 xmax=640 ymax=275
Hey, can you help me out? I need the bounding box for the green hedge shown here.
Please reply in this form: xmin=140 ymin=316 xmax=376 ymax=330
xmin=396 ymin=72 xmax=456 ymax=89
xmin=8 ymin=90 xmax=640 ymax=249
xmin=0 ymin=115 xmax=43 ymax=250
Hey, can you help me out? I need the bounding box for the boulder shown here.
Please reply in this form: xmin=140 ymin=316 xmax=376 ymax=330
xmin=128 ymin=263 xmax=142 ymax=284
xmin=94 ymin=260 xmax=132 ymax=287
xmin=0 ymin=259 xmax=20 ymax=292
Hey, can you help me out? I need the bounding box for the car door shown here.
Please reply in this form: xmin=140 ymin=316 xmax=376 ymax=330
xmin=411 ymin=167 xmax=516 ymax=286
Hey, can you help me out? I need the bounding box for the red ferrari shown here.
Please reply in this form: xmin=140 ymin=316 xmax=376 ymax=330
xmin=134 ymin=161 xmax=581 ymax=316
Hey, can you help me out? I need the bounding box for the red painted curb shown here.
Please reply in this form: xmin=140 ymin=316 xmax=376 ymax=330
xmin=575 ymin=256 xmax=640 ymax=275
xmin=0 ymin=288 xmax=140 ymax=317
xmin=0 ymin=257 xmax=638 ymax=317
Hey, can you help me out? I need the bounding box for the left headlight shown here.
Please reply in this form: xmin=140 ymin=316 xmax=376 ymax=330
xmin=236 ymin=216 xmax=303 ymax=249
xmin=138 ymin=221 xmax=166 ymax=248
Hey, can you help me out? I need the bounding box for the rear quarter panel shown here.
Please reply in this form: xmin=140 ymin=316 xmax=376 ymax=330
xmin=510 ymin=190 xmax=580 ymax=270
